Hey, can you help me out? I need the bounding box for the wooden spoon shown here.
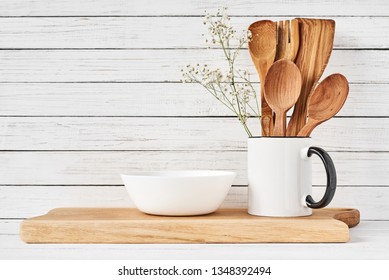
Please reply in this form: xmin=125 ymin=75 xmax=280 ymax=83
xmin=264 ymin=60 xmax=302 ymax=136
xmin=248 ymin=20 xmax=277 ymax=136
xmin=286 ymin=18 xmax=335 ymax=136
xmin=275 ymin=19 xmax=300 ymax=61
xmin=297 ymin=74 xmax=349 ymax=136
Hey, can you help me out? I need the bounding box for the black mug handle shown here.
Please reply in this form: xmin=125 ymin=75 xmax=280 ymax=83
xmin=305 ymin=146 xmax=337 ymax=209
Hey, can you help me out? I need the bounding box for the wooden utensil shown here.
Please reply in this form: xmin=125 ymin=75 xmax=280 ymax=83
xmin=264 ymin=59 xmax=302 ymax=136
xmin=20 ymin=208 xmax=360 ymax=243
xmin=248 ymin=20 xmax=277 ymax=136
xmin=297 ymin=73 xmax=349 ymax=136
xmin=286 ymin=18 xmax=335 ymax=136
xmin=275 ymin=19 xmax=300 ymax=61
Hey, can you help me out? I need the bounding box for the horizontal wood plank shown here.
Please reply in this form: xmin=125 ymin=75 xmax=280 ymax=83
xmin=0 ymin=117 xmax=388 ymax=151
xmin=0 ymin=0 xmax=387 ymax=16
xmin=0 ymin=17 xmax=387 ymax=49
xmin=0 ymin=50 xmax=387 ymax=83
xmin=0 ymin=185 xmax=387 ymax=220
xmin=0 ymin=83 xmax=387 ymax=117
xmin=0 ymin=151 xmax=386 ymax=185
xmin=0 ymin=221 xmax=19 ymax=236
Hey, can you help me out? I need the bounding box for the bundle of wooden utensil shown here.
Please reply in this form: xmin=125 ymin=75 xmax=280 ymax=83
xmin=248 ymin=18 xmax=349 ymax=137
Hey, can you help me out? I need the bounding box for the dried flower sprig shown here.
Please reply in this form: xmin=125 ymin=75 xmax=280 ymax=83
xmin=181 ymin=8 xmax=259 ymax=137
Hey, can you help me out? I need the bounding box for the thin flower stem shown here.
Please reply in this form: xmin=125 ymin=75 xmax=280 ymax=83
xmin=218 ymin=34 xmax=231 ymax=61
xmin=242 ymin=121 xmax=252 ymax=137
xmin=215 ymin=83 xmax=234 ymax=107
xmin=210 ymin=83 xmax=237 ymax=113
xmin=236 ymin=70 xmax=261 ymax=123
xmin=232 ymin=38 xmax=245 ymax=63
xmin=210 ymin=82 xmax=251 ymax=136
xmin=204 ymin=86 xmax=236 ymax=112
xmin=239 ymin=113 xmax=252 ymax=137
xmin=186 ymin=74 xmax=236 ymax=112
xmin=228 ymin=61 xmax=245 ymax=130
xmin=215 ymin=20 xmax=240 ymax=110
xmin=243 ymin=100 xmax=260 ymax=116
xmin=205 ymin=88 xmax=235 ymax=112
xmin=217 ymin=32 xmax=243 ymax=122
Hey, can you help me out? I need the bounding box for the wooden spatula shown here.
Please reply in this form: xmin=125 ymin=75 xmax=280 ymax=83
xmin=297 ymin=74 xmax=349 ymax=136
xmin=248 ymin=20 xmax=277 ymax=136
xmin=286 ymin=18 xmax=335 ymax=136
xmin=275 ymin=19 xmax=300 ymax=61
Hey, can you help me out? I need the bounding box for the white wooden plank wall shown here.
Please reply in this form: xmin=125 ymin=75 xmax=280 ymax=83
xmin=0 ymin=0 xmax=388 ymax=231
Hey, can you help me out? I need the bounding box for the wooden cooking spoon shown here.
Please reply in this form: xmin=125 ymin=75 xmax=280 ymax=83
xmin=297 ymin=74 xmax=349 ymax=136
xmin=275 ymin=19 xmax=300 ymax=61
xmin=264 ymin=60 xmax=302 ymax=136
xmin=248 ymin=20 xmax=277 ymax=136
xmin=286 ymin=18 xmax=335 ymax=136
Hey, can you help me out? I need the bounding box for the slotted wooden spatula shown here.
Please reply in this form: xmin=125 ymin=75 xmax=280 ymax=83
xmin=275 ymin=19 xmax=300 ymax=62
xmin=286 ymin=18 xmax=335 ymax=136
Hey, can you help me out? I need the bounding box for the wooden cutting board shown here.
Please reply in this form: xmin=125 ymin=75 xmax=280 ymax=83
xmin=20 ymin=208 xmax=359 ymax=244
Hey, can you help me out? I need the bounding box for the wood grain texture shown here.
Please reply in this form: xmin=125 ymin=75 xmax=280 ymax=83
xmin=298 ymin=74 xmax=349 ymax=136
xmin=248 ymin=20 xmax=277 ymax=136
xmin=287 ymin=18 xmax=335 ymax=136
xmin=0 ymin=151 xmax=387 ymax=185
xmin=1 ymin=186 xmax=388 ymax=220
xmin=0 ymin=50 xmax=387 ymax=83
xmin=0 ymin=0 xmax=387 ymax=16
xmin=0 ymin=83 xmax=386 ymax=117
xmin=264 ymin=59 xmax=301 ymax=136
xmin=0 ymin=17 xmax=387 ymax=49
xmin=0 ymin=117 xmax=388 ymax=151
xmin=20 ymin=208 xmax=356 ymax=243
xmin=275 ymin=19 xmax=300 ymax=61
xmin=321 ymin=208 xmax=360 ymax=228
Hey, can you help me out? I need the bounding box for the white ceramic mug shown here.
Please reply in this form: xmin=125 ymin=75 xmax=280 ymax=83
xmin=248 ymin=137 xmax=336 ymax=217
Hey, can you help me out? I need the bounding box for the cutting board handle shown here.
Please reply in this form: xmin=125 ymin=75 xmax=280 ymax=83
xmin=318 ymin=208 xmax=360 ymax=228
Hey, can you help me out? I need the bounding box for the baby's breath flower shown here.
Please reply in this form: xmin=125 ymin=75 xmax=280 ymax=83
xmin=181 ymin=8 xmax=259 ymax=137
xmin=247 ymin=29 xmax=253 ymax=41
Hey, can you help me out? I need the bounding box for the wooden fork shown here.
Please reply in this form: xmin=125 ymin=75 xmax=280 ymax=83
xmin=275 ymin=19 xmax=300 ymax=62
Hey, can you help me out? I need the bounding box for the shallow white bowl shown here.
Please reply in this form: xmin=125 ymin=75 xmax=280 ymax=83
xmin=121 ymin=170 xmax=236 ymax=216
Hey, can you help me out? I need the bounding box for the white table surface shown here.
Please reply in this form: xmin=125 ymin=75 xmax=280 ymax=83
xmin=1 ymin=220 xmax=388 ymax=260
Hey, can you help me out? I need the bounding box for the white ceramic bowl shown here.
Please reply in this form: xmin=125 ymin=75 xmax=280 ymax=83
xmin=121 ymin=170 xmax=236 ymax=216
